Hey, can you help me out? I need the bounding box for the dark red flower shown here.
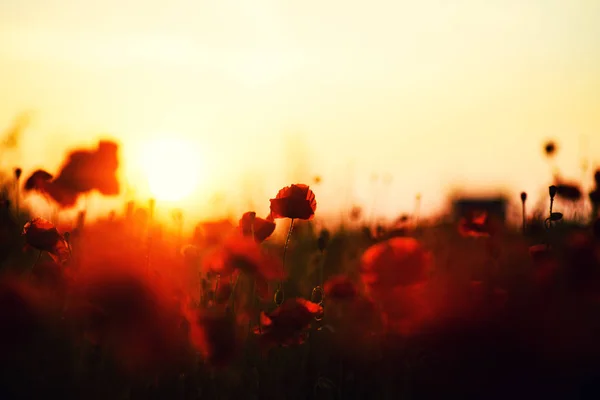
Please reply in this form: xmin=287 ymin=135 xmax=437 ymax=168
xmin=68 ymin=269 xmax=188 ymax=373
xmin=238 ymin=211 xmax=276 ymax=243
xmin=186 ymin=308 xmax=239 ymax=367
xmin=22 ymin=141 xmax=120 ymax=208
xmin=360 ymin=237 xmax=431 ymax=292
xmin=256 ymin=298 xmax=322 ymax=347
xmin=195 ymin=219 xmax=235 ymax=247
xmin=22 ymin=217 xmax=70 ymax=264
xmin=324 ymin=275 xmax=358 ymax=300
xmin=23 ymin=169 xmax=53 ymax=190
xmin=201 ymin=233 xmax=284 ymax=283
xmin=269 ymin=184 xmax=317 ymax=220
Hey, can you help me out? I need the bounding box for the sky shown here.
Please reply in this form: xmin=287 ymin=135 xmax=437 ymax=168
xmin=1 ymin=0 xmax=599 ymax=227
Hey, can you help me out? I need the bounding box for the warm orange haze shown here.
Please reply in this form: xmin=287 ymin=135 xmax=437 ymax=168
xmin=2 ymin=1 xmax=600 ymax=225
xmin=3 ymin=2 xmax=600 ymax=399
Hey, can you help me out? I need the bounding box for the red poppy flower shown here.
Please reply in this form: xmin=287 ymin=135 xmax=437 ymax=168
xmin=67 ymin=269 xmax=188 ymax=373
xmin=195 ymin=219 xmax=235 ymax=247
xmin=22 ymin=141 xmax=120 ymax=208
xmin=201 ymin=233 xmax=284 ymax=283
xmin=255 ymin=298 xmax=322 ymax=347
xmin=269 ymin=184 xmax=317 ymax=220
xmin=324 ymin=275 xmax=358 ymax=300
xmin=186 ymin=308 xmax=239 ymax=367
xmin=22 ymin=217 xmax=70 ymax=264
xmin=238 ymin=211 xmax=276 ymax=243
xmin=360 ymin=237 xmax=431 ymax=292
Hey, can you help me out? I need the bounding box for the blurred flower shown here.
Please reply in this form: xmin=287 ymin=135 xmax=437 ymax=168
xmin=520 ymin=192 xmax=527 ymax=202
xmin=360 ymin=237 xmax=431 ymax=292
xmin=22 ymin=141 xmax=120 ymax=208
xmin=238 ymin=211 xmax=276 ymax=243
xmin=186 ymin=308 xmax=239 ymax=367
xmin=317 ymin=229 xmax=330 ymax=252
xmin=350 ymin=206 xmax=362 ymax=221
xmin=269 ymin=184 xmax=317 ymax=220
xmin=544 ymin=141 xmax=557 ymax=157
xmin=324 ymin=275 xmax=358 ymax=300
xmin=195 ymin=219 xmax=235 ymax=247
xmin=255 ymin=298 xmax=322 ymax=347
xmin=22 ymin=217 xmax=70 ymax=264
xmin=68 ymin=269 xmax=188 ymax=373
xmin=14 ymin=167 xmax=22 ymax=180
xmin=202 ymin=233 xmax=284 ymax=285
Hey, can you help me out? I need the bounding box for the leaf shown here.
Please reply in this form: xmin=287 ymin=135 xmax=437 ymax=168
xmin=550 ymin=212 xmax=563 ymax=221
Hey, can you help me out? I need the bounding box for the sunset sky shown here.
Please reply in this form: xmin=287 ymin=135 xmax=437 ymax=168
xmin=1 ymin=0 xmax=599 ymax=226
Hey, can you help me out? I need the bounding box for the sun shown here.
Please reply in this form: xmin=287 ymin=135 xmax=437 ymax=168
xmin=139 ymin=138 xmax=203 ymax=202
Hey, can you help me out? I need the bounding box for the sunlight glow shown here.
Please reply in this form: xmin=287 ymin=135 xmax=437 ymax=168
xmin=140 ymin=138 xmax=203 ymax=202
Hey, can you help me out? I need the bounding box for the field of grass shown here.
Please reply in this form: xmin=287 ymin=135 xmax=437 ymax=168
xmin=1 ymin=150 xmax=600 ymax=400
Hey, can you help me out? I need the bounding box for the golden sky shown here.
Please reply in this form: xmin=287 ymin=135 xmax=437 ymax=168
xmin=1 ymin=0 xmax=599 ymax=225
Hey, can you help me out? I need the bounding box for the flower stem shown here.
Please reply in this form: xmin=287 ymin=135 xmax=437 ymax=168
xmin=275 ymin=218 xmax=294 ymax=306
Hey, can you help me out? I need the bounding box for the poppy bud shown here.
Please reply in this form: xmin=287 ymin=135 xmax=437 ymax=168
xmin=520 ymin=192 xmax=527 ymax=202
xmin=544 ymin=141 xmax=557 ymax=157
xmin=549 ymin=185 xmax=557 ymax=199
xmin=317 ymin=229 xmax=330 ymax=252
xmin=14 ymin=168 xmax=22 ymax=180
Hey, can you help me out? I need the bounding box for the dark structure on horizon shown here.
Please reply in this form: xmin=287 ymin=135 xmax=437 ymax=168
xmin=452 ymin=196 xmax=508 ymax=222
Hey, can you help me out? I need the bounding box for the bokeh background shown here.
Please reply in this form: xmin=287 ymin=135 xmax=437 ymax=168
xmin=1 ymin=0 xmax=599 ymax=226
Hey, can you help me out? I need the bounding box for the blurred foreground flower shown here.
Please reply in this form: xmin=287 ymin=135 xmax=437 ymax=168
xmin=185 ymin=308 xmax=239 ymax=367
xmin=255 ymin=298 xmax=322 ymax=348
xmin=23 ymin=217 xmax=70 ymax=264
xmin=22 ymin=141 xmax=120 ymax=208
xmin=269 ymin=184 xmax=317 ymax=220
xmin=238 ymin=211 xmax=276 ymax=243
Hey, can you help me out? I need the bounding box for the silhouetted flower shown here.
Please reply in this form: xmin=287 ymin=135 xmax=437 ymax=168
xmin=520 ymin=192 xmax=527 ymax=202
xmin=22 ymin=217 xmax=70 ymax=264
xmin=14 ymin=168 xmax=22 ymax=180
xmin=269 ymin=184 xmax=317 ymax=220
xmin=23 ymin=169 xmax=53 ymax=191
xmin=256 ymin=298 xmax=322 ymax=347
xmin=238 ymin=211 xmax=276 ymax=243
xmin=544 ymin=141 xmax=557 ymax=157
xmin=22 ymin=141 xmax=120 ymax=208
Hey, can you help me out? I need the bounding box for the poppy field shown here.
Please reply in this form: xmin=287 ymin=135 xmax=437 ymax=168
xmin=1 ymin=139 xmax=600 ymax=400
